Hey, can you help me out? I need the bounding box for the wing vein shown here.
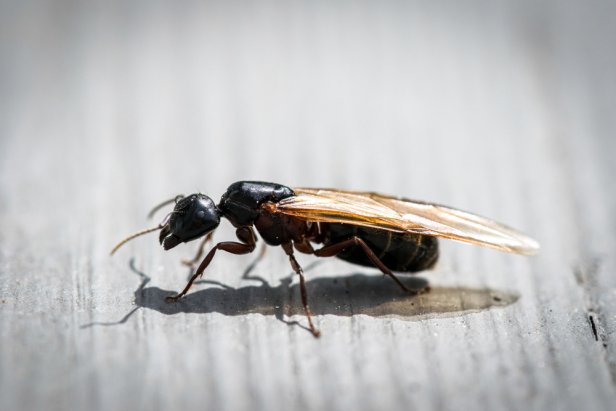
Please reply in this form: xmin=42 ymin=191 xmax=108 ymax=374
xmin=271 ymin=188 xmax=539 ymax=255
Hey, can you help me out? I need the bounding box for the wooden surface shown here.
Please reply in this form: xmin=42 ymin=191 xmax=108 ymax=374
xmin=1 ymin=1 xmax=615 ymax=410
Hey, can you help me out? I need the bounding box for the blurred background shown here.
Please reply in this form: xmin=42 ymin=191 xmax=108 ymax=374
xmin=1 ymin=1 xmax=615 ymax=410
xmin=2 ymin=0 xmax=613 ymax=200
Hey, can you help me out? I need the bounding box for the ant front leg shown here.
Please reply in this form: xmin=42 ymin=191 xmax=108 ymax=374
xmin=281 ymin=242 xmax=321 ymax=338
xmin=166 ymin=227 xmax=257 ymax=302
xmin=181 ymin=232 xmax=214 ymax=267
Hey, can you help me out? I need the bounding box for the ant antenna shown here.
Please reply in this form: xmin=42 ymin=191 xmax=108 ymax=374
xmin=147 ymin=195 xmax=184 ymax=219
xmin=110 ymin=225 xmax=162 ymax=255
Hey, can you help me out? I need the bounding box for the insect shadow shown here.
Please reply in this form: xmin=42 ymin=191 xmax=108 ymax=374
xmin=83 ymin=254 xmax=519 ymax=331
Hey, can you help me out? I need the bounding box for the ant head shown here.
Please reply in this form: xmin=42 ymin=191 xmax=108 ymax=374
xmin=158 ymin=194 xmax=221 ymax=250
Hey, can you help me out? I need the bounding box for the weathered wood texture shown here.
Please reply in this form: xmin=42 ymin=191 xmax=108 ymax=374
xmin=1 ymin=1 xmax=615 ymax=410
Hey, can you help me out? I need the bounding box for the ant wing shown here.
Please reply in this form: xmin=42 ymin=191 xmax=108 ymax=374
xmin=267 ymin=188 xmax=539 ymax=255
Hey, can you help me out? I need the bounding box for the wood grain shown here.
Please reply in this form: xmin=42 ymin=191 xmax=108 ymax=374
xmin=1 ymin=1 xmax=615 ymax=410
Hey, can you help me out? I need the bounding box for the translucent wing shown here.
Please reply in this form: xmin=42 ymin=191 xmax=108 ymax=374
xmin=268 ymin=188 xmax=539 ymax=255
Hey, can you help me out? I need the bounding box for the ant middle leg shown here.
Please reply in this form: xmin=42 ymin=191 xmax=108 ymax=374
xmin=281 ymin=242 xmax=321 ymax=338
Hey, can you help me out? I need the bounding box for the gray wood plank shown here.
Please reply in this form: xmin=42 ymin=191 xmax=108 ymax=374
xmin=1 ymin=1 xmax=615 ymax=410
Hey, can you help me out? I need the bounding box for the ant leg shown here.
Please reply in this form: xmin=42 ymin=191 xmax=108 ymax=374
xmin=241 ymin=243 xmax=268 ymax=283
xmin=281 ymin=242 xmax=321 ymax=338
xmin=181 ymin=232 xmax=214 ymax=267
xmin=314 ymin=237 xmax=412 ymax=293
xmin=166 ymin=227 xmax=256 ymax=301
xmin=147 ymin=195 xmax=184 ymax=219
